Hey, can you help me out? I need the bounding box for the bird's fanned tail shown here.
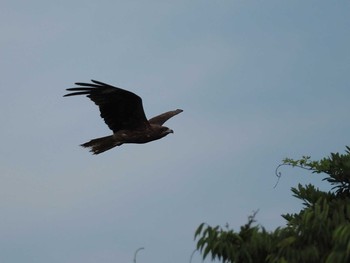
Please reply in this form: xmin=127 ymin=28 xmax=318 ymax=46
xmin=81 ymin=135 xmax=122 ymax=154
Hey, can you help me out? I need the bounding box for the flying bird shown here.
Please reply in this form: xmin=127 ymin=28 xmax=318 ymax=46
xmin=64 ymin=80 xmax=183 ymax=154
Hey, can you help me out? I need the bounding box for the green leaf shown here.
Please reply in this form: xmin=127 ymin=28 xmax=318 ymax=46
xmin=194 ymin=222 xmax=206 ymax=240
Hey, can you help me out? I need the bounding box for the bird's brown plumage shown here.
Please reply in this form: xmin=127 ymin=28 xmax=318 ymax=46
xmin=64 ymin=80 xmax=183 ymax=154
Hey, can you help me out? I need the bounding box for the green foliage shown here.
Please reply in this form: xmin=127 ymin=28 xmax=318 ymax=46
xmin=280 ymin=146 xmax=350 ymax=196
xmin=195 ymin=212 xmax=278 ymax=263
xmin=194 ymin=147 xmax=350 ymax=263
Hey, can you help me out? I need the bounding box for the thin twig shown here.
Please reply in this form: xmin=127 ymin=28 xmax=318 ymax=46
xmin=274 ymin=163 xmax=316 ymax=188
xmin=133 ymin=247 xmax=145 ymax=263
xmin=189 ymin=249 xmax=197 ymax=263
xmin=273 ymin=163 xmax=284 ymax=188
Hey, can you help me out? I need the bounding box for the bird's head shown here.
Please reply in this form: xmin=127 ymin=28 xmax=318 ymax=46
xmin=150 ymin=125 xmax=174 ymax=140
xmin=161 ymin=126 xmax=174 ymax=135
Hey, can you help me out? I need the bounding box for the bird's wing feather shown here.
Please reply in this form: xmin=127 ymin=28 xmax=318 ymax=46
xmin=64 ymin=80 xmax=149 ymax=132
xmin=148 ymin=109 xmax=183 ymax=125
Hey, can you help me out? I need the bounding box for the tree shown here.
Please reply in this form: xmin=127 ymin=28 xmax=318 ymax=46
xmin=194 ymin=147 xmax=350 ymax=263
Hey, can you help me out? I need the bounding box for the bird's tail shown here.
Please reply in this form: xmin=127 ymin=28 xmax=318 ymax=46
xmin=81 ymin=135 xmax=121 ymax=154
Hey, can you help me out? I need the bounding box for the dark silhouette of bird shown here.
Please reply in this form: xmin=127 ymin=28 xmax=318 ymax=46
xmin=64 ymin=80 xmax=183 ymax=154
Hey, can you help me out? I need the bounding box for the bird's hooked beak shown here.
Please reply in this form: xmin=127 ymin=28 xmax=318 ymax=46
xmin=168 ymin=129 xmax=174 ymax=134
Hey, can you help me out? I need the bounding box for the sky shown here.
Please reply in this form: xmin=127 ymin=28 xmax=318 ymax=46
xmin=0 ymin=0 xmax=349 ymax=262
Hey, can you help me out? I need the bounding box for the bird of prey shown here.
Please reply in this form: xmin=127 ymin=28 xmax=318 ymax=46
xmin=64 ymin=80 xmax=183 ymax=154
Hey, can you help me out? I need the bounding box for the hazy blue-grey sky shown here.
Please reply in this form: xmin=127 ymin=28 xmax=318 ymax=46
xmin=1 ymin=1 xmax=349 ymax=262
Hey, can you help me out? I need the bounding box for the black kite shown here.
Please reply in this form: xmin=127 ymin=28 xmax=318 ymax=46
xmin=64 ymin=80 xmax=183 ymax=154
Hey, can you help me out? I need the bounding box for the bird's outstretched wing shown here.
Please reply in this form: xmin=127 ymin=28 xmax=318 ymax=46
xmin=64 ymin=80 xmax=149 ymax=132
xmin=148 ymin=109 xmax=183 ymax=125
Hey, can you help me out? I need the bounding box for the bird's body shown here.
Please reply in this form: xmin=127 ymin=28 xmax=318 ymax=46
xmin=64 ymin=80 xmax=182 ymax=154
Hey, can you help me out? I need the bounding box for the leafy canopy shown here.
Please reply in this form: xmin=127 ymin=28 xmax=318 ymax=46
xmin=194 ymin=147 xmax=350 ymax=263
